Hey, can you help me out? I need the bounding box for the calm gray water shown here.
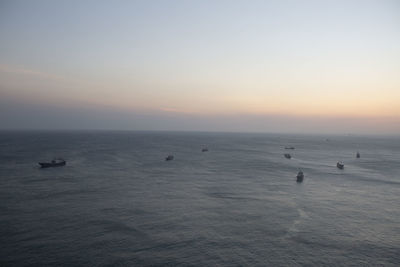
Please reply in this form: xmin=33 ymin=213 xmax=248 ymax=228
xmin=0 ymin=131 xmax=399 ymax=266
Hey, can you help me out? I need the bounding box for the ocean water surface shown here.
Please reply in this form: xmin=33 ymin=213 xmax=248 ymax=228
xmin=0 ymin=131 xmax=399 ymax=266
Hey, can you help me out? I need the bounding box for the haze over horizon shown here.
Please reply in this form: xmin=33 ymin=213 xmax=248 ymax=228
xmin=1 ymin=0 xmax=399 ymax=134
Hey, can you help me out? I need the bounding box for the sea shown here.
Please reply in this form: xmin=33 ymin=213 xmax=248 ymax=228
xmin=0 ymin=131 xmax=399 ymax=266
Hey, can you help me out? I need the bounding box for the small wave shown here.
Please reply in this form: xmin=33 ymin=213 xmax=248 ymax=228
xmin=355 ymin=176 xmax=400 ymax=186
xmin=130 ymin=239 xmax=202 ymax=253
xmin=206 ymin=192 xmax=258 ymax=201
xmin=99 ymin=220 xmax=147 ymax=237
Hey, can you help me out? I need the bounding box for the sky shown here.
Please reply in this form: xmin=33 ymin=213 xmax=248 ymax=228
xmin=0 ymin=0 xmax=399 ymax=134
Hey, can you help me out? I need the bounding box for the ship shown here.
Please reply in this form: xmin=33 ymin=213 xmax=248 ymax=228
xmin=296 ymin=171 xmax=304 ymax=182
xmin=337 ymin=162 xmax=344 ymax=169
xmin=38 ymin=158 xmax=66 ymax=168
xmin=165 ymin=155 xmax=174 ymax=161
xmin=284 ymin=153 xmax=291 ymax=159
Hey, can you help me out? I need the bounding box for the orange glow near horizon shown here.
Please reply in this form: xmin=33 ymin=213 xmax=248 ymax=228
xmin=1 ymin=63 xmax=399 ymax=120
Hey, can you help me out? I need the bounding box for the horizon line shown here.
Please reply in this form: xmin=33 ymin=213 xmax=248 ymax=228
xmin=1 ymin=128 xmax=399 ymax=137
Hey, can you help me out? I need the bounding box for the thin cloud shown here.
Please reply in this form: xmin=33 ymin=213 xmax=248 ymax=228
xmin=159 ymin=107 xmax=197 ymax=114
xmin=0 ymin=64 xmax=64 ymax=81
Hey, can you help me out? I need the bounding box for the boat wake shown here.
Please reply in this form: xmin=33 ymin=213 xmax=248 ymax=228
xmin=283 ymin=208 xmax=309 ymax=239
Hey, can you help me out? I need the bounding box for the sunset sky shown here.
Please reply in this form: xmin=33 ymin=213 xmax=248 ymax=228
xmin=1 ymin=0 xmax=399 ymax=134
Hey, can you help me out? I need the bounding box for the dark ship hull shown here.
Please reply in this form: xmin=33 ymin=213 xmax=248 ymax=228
xmin=165 ymin=155 xmax=174 ymax=161
xmin=39 ymin=161 xmax=66 ymax=168
xmin=296 ymin=172 xmax=304 ymax=182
